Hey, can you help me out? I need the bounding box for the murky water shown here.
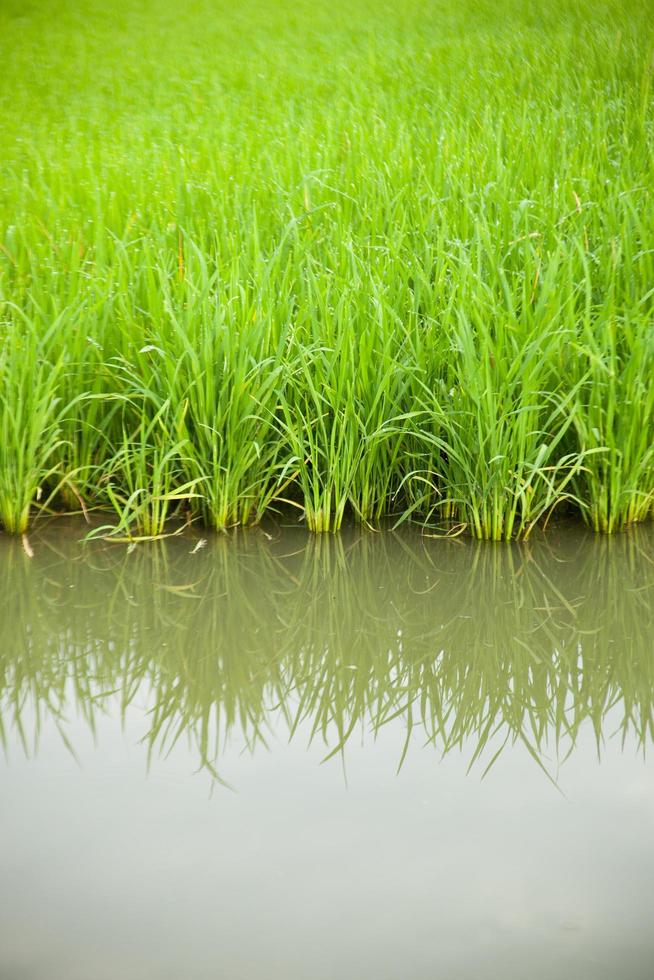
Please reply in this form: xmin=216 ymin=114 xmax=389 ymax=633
xmin=1 ymin=519 xmax=653 ymax=980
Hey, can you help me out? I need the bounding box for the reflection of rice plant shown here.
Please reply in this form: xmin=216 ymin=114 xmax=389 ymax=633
xmin=2 ymin=524 xmax=653 ymax=778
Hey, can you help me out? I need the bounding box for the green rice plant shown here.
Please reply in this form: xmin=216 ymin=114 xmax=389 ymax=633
xmin=279 ymin=343 xmax=360 ymax=532
xmin=54 ymin=308 xmax=121 ymax=513
xmin=0 ymin=308 xmax=69 ymax=534
xmin=89 ymin=405 xmax=189 ymax=539
xmin=403 ymin=246 xmax=586 ymax=540
xmin=134 ymin=243 xmax=293 ymax=530
xmin=570 ymin=325 xmax=654 ymax=532
xmin=279 ymin=258 xmax=416 ymax=531
xmin=566 ymin=247 xmax=654 ymax=533
xmin=85 ymin=356 xmax=199 ymax=539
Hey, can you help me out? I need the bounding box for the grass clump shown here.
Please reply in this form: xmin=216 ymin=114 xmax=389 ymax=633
xmin=567 ymin=266 xmax=654 ymax=532
xmin=0 ymin=312 xmax=67 ymax=534
xmin=0 ymin=0 xmax=653 ymax=537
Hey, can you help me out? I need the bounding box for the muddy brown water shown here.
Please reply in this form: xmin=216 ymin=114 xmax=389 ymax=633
xmin=1 ymin=519 xmax=653 ymax=980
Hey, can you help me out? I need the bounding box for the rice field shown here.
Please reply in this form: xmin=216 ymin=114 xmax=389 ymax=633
xmin=1 ymin=0 xmax=653 ymax=539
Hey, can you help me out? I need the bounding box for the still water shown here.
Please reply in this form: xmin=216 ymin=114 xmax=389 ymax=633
xmin=1 ymin=520 xmax=653 ymax=980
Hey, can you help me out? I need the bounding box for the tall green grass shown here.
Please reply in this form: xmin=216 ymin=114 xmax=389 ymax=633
xmin=0 ymin=0 xmax=652 ymax=537
xmin=0 ymin=311 xmax=67 ymax=533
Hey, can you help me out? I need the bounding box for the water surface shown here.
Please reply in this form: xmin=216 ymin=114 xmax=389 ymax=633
xmin=1 ymin=520 xmax=653 ymax=979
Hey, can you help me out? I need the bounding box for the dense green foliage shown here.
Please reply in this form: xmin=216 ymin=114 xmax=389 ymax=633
xmin=1 ymin=0 xmax=653 ymax=537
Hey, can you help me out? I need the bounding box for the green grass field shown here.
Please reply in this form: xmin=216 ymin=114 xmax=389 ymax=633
xmin=1 ymin=0 xmax=653 ymax=538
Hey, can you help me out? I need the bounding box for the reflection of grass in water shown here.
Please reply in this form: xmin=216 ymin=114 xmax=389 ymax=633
xmin=0 ymin=525 xmax=653 ymax=779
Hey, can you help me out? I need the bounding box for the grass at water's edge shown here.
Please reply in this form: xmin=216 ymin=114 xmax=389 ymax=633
xmin=1 ymin=0 xmax=653 ymax=539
